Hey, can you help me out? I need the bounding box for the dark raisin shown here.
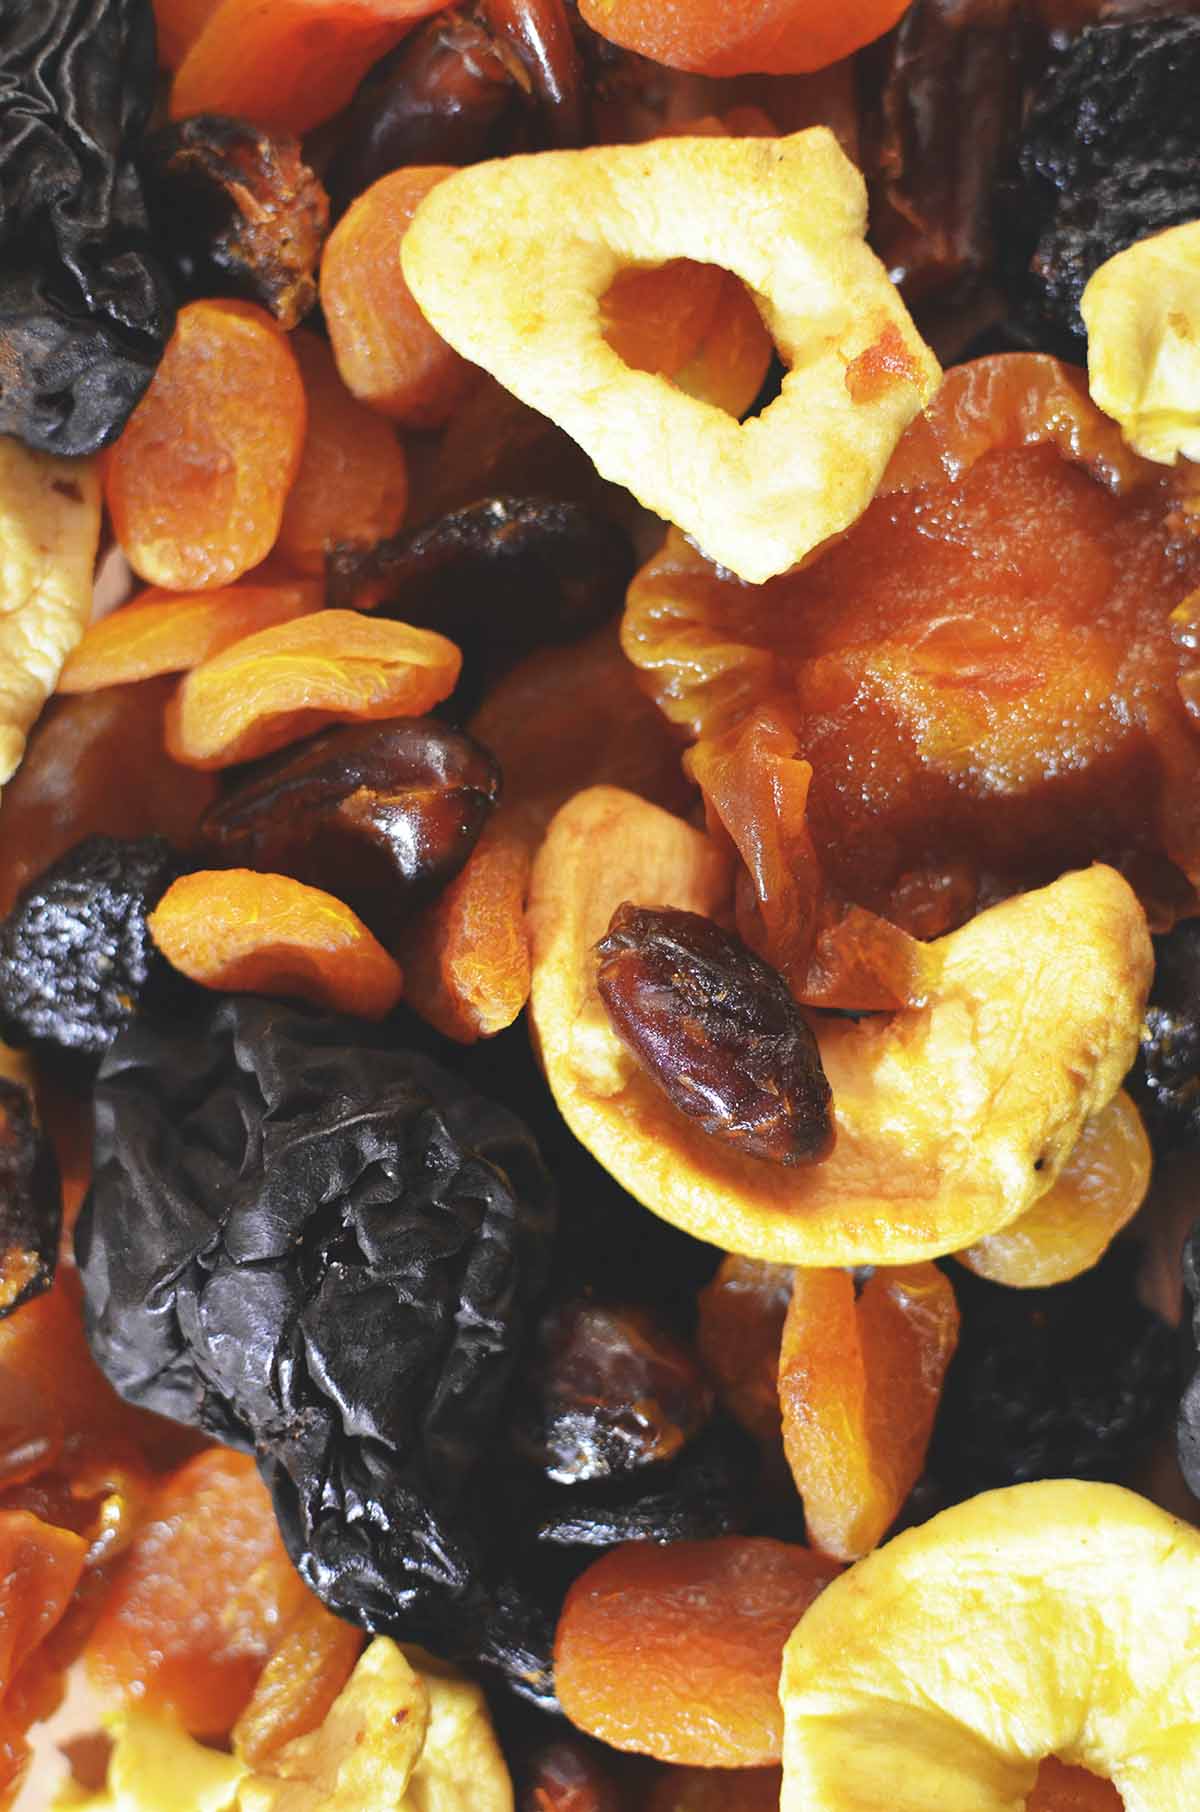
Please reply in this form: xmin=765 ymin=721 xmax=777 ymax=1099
xmin=514 ymin=1299 xmax=713 ymax=1484
xmin=0 ymin=1073 xmax=61 ymax=1318
xmin=1001 ymin=18 xmax=1200 ymax=358
xmin=140 ymin=115 xmax=328 ymax=330
xmin=929 ymin=1252 xmax=1179 ymax=1499
xmin=1178 ymin=1221 xmax=1200 ymax=1495
xmin=595 ymin=905 xmax=833 ymax=1168
xmin=197 ymin=718 xmax=500 ymax=943
xmin=1127 ymin=920 xmax=1200 ymax=1153
xmin=483 ymin=0 xmax=585 ymax=147
xmin=0 ymin=835 xmax=184 ymax=1058
xmin=326 ymin=496 xmax=633 ymax=694
xmin=0 ymin=0 xmax=175 ymax=456
xmin=76 ymin=996 xmax=556 ymax=1675
xmin=535 ymin=1418 xmax=755 ymax=1547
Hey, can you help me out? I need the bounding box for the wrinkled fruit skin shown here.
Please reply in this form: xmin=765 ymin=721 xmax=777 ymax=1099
xmin=140 ymin=114 xmax=329 ymax=329
xmin=534 ymin=1418 xmax=755 ymax=1548
xmin=595 ymin=905 xmax=833 ymax=1167
xmin=930 ymin=1251 xmax=1178 ymax=1501
xmin=1129 ymin=920 xmax=1200 ymax=1154
xmin=1005 ymin=19 xmax=1200 ymax=357
xmin=0 ymin=835 xmax=183 ymax=1057
xmin=1179 ymin=1223 xmax=1200 ymax=1498
xmin=76 ymin=996 xmax=557 ymax=1674
xmin=0 ymin=1076 xmax=61 ymax=1317
xmin=0 ymin=0 xmax=175 ymax=454
xmin=197 ymin=717 xmax=500 ymax=943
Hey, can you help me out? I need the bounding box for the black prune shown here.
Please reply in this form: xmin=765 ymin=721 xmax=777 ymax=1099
xmin=0 ymin=1073 xmax=61 ymax=1318
xmin=76 ymin=997 xmax=556 ymax=1671
xmin=514 ymin=1299 xmax=714 ymax=1484
xmin=929 ymin=1251 xmax=1178 ymax=1499
xmin=595 ymin=905 xmax=834 ymax=1167
xmin=140 ymin=116 xmax=328 ymax=330
xmin=535 ymin=1419 xmax=755 ymax=1547
xmin=1002 ymin=18 xmax=1200 ymax=357
xmin=1178 ymin=1220 xmax=1200 ymax=1495
xmin=1128 ymin=920 xmax=1200 ymax=1153
xmin=197 ymin=718 xmax=500 ymax=943
xmin=0 ymin=0 xmax=175 ymax=455
xmin=0 ymin=835 xmax=183 ymax=1057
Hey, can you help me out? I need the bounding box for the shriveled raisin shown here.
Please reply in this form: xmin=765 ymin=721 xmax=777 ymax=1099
xmin=0 ymin=836 xmax=184 ymax=1057
xmin=535 ymin=1419 xmax=755 ymax=1548
xmin=515 ymin=1300 xmax=713 ymax=1485
xmin=1128 ymin=920 xmax=1200 ymax=1154
xmin=0 ymin=1074 xmax=60 ymax=1319
xmin=141 ymin=115 xmax=329 ymax=329
xmin=197 ymin=717 xmax=499 ymax=941
xmin=595 ymin=905 xmax=833 ymax=1167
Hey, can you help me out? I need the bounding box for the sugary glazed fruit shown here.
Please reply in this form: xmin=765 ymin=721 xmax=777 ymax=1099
xmin=555 ymin=1537 xmax=841 ymax=1766
xmin=778 ymin=1263 xmax=959 ymax=1560
xmin=578 ymin=0 xmax=913 ymax=76
xmin=624 ymin=354 xmax=1200 ymax=943
xmin=780 ymin=1480 xmax=1200 ymax=1810
xmin=402 ymin=128 xmax=940 ymax=583
xmin=527 ymin=786 xmax=1150 ymax=1266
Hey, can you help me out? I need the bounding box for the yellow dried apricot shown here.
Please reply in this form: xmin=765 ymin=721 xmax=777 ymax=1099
xmin=696 ymin=1255 xmax=793 ymax=1459
xmin=57 ymin=582 xmax=322 ymax=693
xmin=231 ymin=1599 xmax=363 ymax=1769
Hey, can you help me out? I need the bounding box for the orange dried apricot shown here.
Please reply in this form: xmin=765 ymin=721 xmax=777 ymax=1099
xmin=578 ymin=0 xmax=913 ymax=76
xmin=601 ymin=261 xmax=727 ymax=379
xmin=674 ymin=272 xmax=774 ymax=419
xmin=646 ymin=1766 xmax=784 ymax=1812
xmin=322 ymin=167 xmax=475 ymax=429
xmin=149 ymin=869 xmax=404 ymax=1019
xmin=86 ymin=1449 xmax=311 ymax=1739
xmin=555 ymin=1537 xmax=840 ymax=1767
xmin=624 ymin=354 xmax=1200 ymax=935
xmin=164 ymin=610 xmax=461 ymax=768
xmin=397 ymin=817 xmax=531 ymax=1042
xmin=106 ymin=300 xmax=306 ymax=592
xmin=696 ymin=1255 xmax=792 ymax=1459
xmin=277 ymin=330 xmax=409 ymax=576
xmin=1027 ymin=1758 xmax=1123 ymax=1811
xmin=778 ymin=1263 xmax=959 ymax=1562
xmin=57 ymin=581 xmax=322 ymax=693
xmin=169 ymin=0 xmax=448 ymax=136
xmin=231 ymin=1596 xmax=363 ymax=1768
xmin=0 ymin=681 xmax=217 ymax=918
xmin=151 ymin=0 xmax=222 ymax=66
xmin=0 ymin=1510 xmax=88 ymax=1804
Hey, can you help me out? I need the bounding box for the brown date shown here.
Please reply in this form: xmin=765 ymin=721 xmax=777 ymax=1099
xmin=483 ymin=0 xmax=585 ymax=147
xmin=141 ymin=116 xmax=329 ymax=329
xmin=515 ymin=1299 xmax=714 ymax=1485
xmin=0 ymin=1074 xmax=61 ymax=1319
xmin=595 ymin=906 xmax=833 ymax=1168
xmin=197 ymin=718 xmax=500 ymax=943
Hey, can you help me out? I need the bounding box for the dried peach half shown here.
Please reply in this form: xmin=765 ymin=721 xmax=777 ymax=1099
xmin=780 ymin=1480 xmax=1200 ymax=1810
xmin=527 ymin=787 xmax=1151 ymax=1266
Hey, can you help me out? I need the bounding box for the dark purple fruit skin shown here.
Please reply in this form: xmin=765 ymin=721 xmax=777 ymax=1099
xmin=595 ymin=904 xmax=834 ymax=1167
xmin=1128 ymin=920 xmax=1200 ymax=1154
xmin=534 ymin=1418 xmax=755 ymax=1548
xmin=198 ymin=718 xmax=500 ymax=942
xmin=0 ymin=1075 xmax=61 ymax=1319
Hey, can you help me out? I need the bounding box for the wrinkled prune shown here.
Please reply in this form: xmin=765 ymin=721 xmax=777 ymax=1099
xmin=0 ymin=1074 xmax=61 ymax=1317
xmin=1128 ymin=920 xmax=1200 ymax=1153
xmin=535 ymin=1419 xmax=754 ymax=1547
xmin=327 ymin=496 xmax=633 ymax=687
xmin=0 ymin=0 xmax=175 ymax=455
xmin=1003 ymin=18 xmax=1200 ymax=356
xmin=595 ymin=906 xmax=833 ymax=1168
xmin=515 ymin=1300 xmax=713 ymax=1484
xmin=141 ymin=116 xmax=328 ymax=330
xmin=0 ymin=835 xmax=183 ymax=1057
xmin=930 ymin=1252 xmax=1178 ymax=1499
xmin=197 ymin=718 xmax=500 ymax=942
xmin=1178 ymin=1222 xmax=1200 ymax=1495
xmin=77 ymin=997 xmax=556 ymax=1671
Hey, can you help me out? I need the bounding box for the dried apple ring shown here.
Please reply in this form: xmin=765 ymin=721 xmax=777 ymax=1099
xmin=957 ymin=1089 xmax=1151 ymax=1289
xmin=402 ymin=129 xmax=940 ymax=584
xmin=780 ymin=1480 xmax=1200 ymax=1811
xmin=527 ymin=787 xmax=1151 ymax=1266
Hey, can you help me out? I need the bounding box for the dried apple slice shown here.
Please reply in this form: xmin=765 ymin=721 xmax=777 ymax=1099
xmin=527 ymin=787 xmax=1151 ymax=1266
xmin=780 ymin=1480 xmax=1200 ymax=1811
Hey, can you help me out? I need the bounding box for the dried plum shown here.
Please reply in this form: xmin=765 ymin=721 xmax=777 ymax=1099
xmin=141 ymin=116 xmax=328 ymax=330
xmin=1002 ymin=18 xmax=1200 ymax=357
xmin=0 ymin=0 xmax=175 ymax=455
xmin=535 ymin=1419 xmax=755 ymax=1547
xmin=929 ymin=1251 xmax=1178 ymax=1499
xmin=1128 ymin=919 xmax=1200 ymax=1153
xmin=595 ymin=905 xmax=833 ymax=1167
xmin=0 ymin=835 xmax=183 ymax=1057
xmin=514 ymin=1299 xmax=713 ymax=1485
xmin=0 ymin=1072 xmax=61 ymax=1317
xmin=76 ymin=996 xmax=556 ymax=1675
xmin=1178 ymin=1221 xmax=1200 ymax=1495
xmin=197 ymin=718 xmax=500 ymax=942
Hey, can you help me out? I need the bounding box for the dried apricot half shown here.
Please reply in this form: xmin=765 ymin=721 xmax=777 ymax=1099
xmin=578 ymin=0 xmax=913 ymax=77
xmin=57 ymin=581 xmax=323 ymax=693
